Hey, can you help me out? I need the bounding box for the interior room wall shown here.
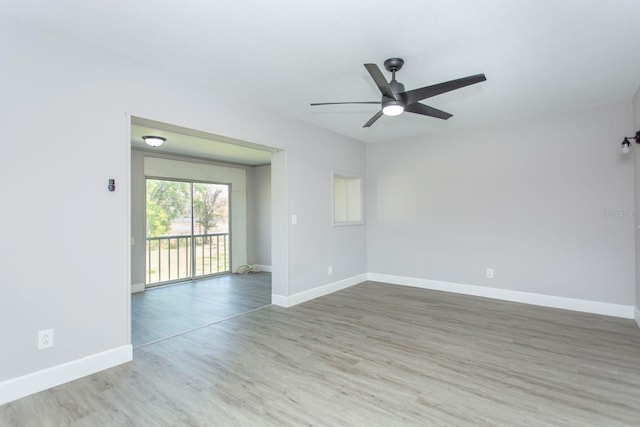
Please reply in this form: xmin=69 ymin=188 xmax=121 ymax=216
xmin=367 ymin=100 xmax=635 ymax=306
xmin=0 ymin=15 xmax=366 ymax=396
xmin=246 ymin=166 xmax=257 ymax=266
xmin=286 ymin=143 xmax=366 ymax=296
xmin=633 ymin=87 xmax=640 ymax=313
xmin=247 ymin=165 xmax=272 ymax=268
xmin=131 ymin=150 xmax=146 ymax=290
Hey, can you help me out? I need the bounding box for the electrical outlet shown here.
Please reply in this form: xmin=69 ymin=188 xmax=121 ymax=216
xmin=38 ymin=329 xmax=54 ymax=350
xmin=486 ymin=268 xmax=494 ymax=279
xmin=328 ymin=266 xmax=333 ymax=276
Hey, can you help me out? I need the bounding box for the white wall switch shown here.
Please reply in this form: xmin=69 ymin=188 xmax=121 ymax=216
xmin=38 ymin=329 xmax=54 ymax=350
xmin=328 ymin=266 xmax=333 ymax=276
xmin=291 ymin=214 xmax=297 ymax=225
xmin=486 ymin=268 xmax=494 ymax=279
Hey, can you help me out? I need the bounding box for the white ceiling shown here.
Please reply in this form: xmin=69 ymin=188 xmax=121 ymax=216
xmin=131 ymin=118 xmax=274 ymax=166
xmin=2 ymin=0 xmax=640 ymax=143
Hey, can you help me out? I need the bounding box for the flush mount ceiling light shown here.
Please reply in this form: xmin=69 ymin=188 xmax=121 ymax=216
xmin=621 ymin=131 xmax=640 ymax=154
xmin=142 ymin=136 xmax=166 ymax=148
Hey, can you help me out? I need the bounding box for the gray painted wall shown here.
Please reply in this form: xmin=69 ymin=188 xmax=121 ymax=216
xmin=131 ymin=150 xmax=146 ymax=287
xmin=247 ymin=165 xmax=272 ymax=266
xmin=246 ymin=166 xmax=256 ymax=265
xmin=0 ymin=16 xmax=366 ymax=383
xmin=367 ymin=101 xmax=635 ymax=305
xmin=286 ymin=144 xmax=366 ymax=289
xmin=633 ymin=87 xmax=640 ymax=310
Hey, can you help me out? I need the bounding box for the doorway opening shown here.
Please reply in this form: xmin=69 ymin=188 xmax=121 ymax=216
xmin=129 ymin=116 xmax=281 ymax=348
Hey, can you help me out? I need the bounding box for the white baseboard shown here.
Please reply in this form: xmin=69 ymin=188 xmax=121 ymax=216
xmin=0 ymin=345 xmax=132 ymax=405
xmin=635 ymin=307 xmax=640 ymax=328
xmin=367 ymin=273 xmax=635 ymax=319
xmin=131 ymin=282 xmax=145 ymax=293
xmin=254 ymin=264 xmax=272 ymax=273
xmin=271 ymin=294 xmax=288 ymax=306
xmin=272 ymin=273 xmax=367 ymax=308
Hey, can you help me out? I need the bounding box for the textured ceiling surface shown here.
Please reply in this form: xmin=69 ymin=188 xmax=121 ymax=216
xmin=2 ymin=0 xmax=640 ymax=143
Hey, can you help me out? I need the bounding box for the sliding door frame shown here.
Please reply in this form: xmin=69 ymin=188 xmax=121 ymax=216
xmin=145 ymin=176 xmax=232 ymax=287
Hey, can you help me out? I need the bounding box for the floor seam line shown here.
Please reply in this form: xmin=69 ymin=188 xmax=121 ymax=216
xmin=134 ymin=303 xmax=273 ymax=349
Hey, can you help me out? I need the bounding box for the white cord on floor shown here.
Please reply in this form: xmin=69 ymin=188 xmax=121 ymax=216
xmin=235 ymin=264 xmax=262 ymax=275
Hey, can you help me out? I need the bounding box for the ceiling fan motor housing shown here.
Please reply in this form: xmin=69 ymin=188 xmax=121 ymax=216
xmin=384 ymin=57 xmax=405 ymax=72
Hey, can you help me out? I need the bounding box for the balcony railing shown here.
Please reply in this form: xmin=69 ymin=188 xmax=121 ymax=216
xmin=146 ymin=232 xmax=230 ymax=286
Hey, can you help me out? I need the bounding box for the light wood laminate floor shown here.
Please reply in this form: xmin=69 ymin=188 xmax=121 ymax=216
xmin=2 ymin=281 xmax=640 ymax=426
xmin=132 ymin=272 xmax=272 ymax=347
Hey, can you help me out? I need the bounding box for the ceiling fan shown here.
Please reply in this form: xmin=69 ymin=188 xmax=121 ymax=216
xmin=310 ymin=58 xmax=486 ymax=128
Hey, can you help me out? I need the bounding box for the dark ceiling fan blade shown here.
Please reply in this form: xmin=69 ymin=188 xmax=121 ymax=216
xmin=364 ymin=63 xmax=397 ymax=100
xmin=363 ymin=110 xmax=383 ymax=128
xmin=310 ymin=101 xmax=379 ymax=106
xmin=400 ymin=74 xmax=486 ymax=105
xmin=405 ymin=103 xmax=453 ymax=120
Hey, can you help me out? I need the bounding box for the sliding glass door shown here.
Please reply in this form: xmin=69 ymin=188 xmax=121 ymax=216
xmin=145 ymin=178 xmax=230 ymax=286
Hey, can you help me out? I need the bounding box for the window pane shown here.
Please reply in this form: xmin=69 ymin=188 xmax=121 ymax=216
xmin=193 ymin=183 xmax=230 ymax=276
xmin=145 ymin=179 xmax=192 ymax=284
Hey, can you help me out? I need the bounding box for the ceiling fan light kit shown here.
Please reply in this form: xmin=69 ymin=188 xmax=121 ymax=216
xmin=382 ymin=100 xmax=405 ymax=116
xmin=311 ymin=57 xmax=486 ymax=128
